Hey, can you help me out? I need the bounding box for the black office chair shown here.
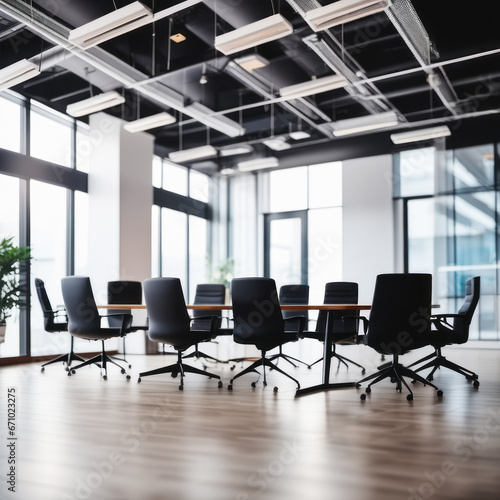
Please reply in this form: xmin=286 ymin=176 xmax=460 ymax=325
xmin=266 ymin=284 xmax=310 ymax=368
xmin=303 ymin=282 xmax=365 ymax=373
xmin=409 ymin=276 xmax=480 ymax=387
xmin=35 ymin=278 xmax=87 ymax=372
xmin=138 ymin=278 xmax=223 ymax=390
xmin=183 ymin=283 xmax=227 ymax=367
xmin=227 ymin=278 xmax=305 ymax=392
xmin=107 ymin=280 xmax=148 ymax=367
xmin=61 ymin=276 xmax=133 ymax=380
xmin=356 ymin=273 xmax=443 ymax=401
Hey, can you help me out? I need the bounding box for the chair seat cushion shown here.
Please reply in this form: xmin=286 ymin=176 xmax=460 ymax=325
xmin=70 ymin=327 xmax=122 ymax=341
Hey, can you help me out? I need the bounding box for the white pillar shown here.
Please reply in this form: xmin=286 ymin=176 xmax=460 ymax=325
xmin=87 ymin=113 xmax=153 ymax=353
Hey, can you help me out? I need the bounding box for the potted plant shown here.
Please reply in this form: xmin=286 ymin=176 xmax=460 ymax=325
xmin=0 ymin=237 xmax=31 ymax=344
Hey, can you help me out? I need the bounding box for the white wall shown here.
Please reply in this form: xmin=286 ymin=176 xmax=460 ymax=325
xmin=87 ymin=113 xmax=153 ymax=353
xmin=343 ymin=154 xmax=395 ymax=303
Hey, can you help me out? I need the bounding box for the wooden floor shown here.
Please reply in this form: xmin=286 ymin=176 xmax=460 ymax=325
xmin=1 ymin=341 xmax=500 ymax=500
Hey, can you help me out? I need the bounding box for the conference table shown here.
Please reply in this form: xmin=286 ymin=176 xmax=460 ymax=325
xmin=100 ymin=302 xmax=371 ymax=397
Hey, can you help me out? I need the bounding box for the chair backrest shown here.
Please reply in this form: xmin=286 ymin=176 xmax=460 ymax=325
xmin=143 ymin=278 xmax=192 ymax=347
xmin=453 ymin=276 xmax=480 ymax=343
xmin=35 ymin=278 xmax=67 ymax=332
xmin=231 ymin=277 xmax=287 ymax=351
xmin=192 ymin=283 xmax=225 ymax=330
xmin=107 ymin=281 xmax=142 ymax=328
xmin=61 ymin=276 xmax=101 ymax=335
xmin=367 ymin=273 xmax=432 ymax=355
xmin=315 ymin=282 xmax=358 ymax=340
xmin=279 ymin=284 xmax=309 ymax=331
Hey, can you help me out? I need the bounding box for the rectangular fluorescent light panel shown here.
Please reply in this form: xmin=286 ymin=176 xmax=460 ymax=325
xmin=289 ymin=130 xmax=311 ymax=140
xmin=68 ymin=1 xmax=153 ymax=49
xmin=305 ymin=0 xmax=391 ymax=32
xmin=215 ymin=14 xmax=293 ymax=55
xmin=0 ymin=59 xmax=40 ymax=91
xmin=280 ymin=74 xmax=348 ymax=99
xmin=238 ymin=157 xmax=279 ymax=172
xmin=332 ymin=111 xmax=398 ymax=136
xmin=184 ymin=102 xmax=245 ymax=138
xmin=390 ymin=125 xmax=451 ymax=144
xmin=169 ymin=145 xmax=217 ymax=163
xmin=219 ymin=145 xmax=253 ymax=157
xmin=66 ymin=91 xmax=125 ymax=117
xmin=234 ymin=54 xmax=269 ymax=72
xmin=124 ymin=112 xmax=176 ymax=133
xmin=263 ymin=137 xmax=291 ymax=151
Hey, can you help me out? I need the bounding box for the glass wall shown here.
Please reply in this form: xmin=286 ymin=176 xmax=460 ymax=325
xmin=395 ymin=144 xmax=499 ymax=340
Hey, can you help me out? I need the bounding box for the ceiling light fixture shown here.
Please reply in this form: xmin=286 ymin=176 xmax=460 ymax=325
xmin=234 ymin=54 xmax=269 ymax=72
xmin=66 ymin=90 xmax=126 ymax=117
xmin=219 ymin=145 xmax=254 ymax=157
xmin=170 ymin=33 xmax=186 ymax=43
xmin=0 ymin=59 xmax=40 ymax=91
xmin=184 ymin=102 xmax=245 ymax=138
xmin=219 ymin=167 xmax=235 ymax=175
xmin=331 ymin=111 xmax=398 ymax=136
xmin=289 ymin=130 xmax=311 ymax=140
xmin=305 ymin=0 xmax=391 ymax=32
xmin=263 ymin=137 xmax=291 ymax=151
xmin=68 ymin=1 xmax=153 ymax=50
xmin=237 ymin=157 xmax=279 ymax=172
xmin=169 ymin=145 xmax=217 ymax=163
xmin=280 ymin=74 xmax=349 ymax=100
xmin=215 ymin=14 xmax=293 ymax=55
xmin=199 ymin=64 xmax=208 ymax=85
xmin=124 ymin=111 xmax=176 ymax=133
xmin=390 ymin=125 xmax=451 ymax=144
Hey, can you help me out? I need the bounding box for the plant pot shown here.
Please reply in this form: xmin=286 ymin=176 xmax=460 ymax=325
xmin=0 ymin=321 xmax=6 ymax=344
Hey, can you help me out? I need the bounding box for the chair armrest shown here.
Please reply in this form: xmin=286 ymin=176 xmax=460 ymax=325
xmin=189 ymin=315 xmax=219 ymax=336
xmin=342 ymin=314 xmax=369 ymax=340
xmin=100 ymin=313 xmax=134 ymax=336
xmin=431 ymin=313 xmax=460 ymax=329
xmin=283 ymin=315 xmax=306 ymax=336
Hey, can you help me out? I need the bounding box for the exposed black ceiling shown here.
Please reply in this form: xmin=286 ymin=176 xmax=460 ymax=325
xmin=1 ymin=0 xmax=499 ymax=174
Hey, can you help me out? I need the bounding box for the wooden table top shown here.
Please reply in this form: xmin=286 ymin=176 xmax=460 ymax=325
xmin=98 ymin=304 xmax=372 ymax=311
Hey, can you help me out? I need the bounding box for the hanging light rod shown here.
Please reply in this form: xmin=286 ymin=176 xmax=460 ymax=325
xmin=390 ymin=125 xmax=451 ymax=144
xmin=66 ymin=91 xmax=125 ymax=117
xmin=124 ymin=112 xmax=176 ymax=133
xmin=331 ymin=111 xmax=398 ymax=136
xmin=305 ymin=0 xmax=391 ymax=32
xmin=0 ymin=59 xmax=40 ymax=91
xmin=68 ymin=1 xmax=153 ymax=50
xmin=169 ymin=145 xmax=217 ymax=163
xmin=215 ymin=14 xmax=293 ymax=55
xmin=280 ymin=74 xmax=349 ymax=100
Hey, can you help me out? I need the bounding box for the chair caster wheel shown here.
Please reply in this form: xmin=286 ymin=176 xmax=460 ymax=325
xmin=179 ymin=385 xmax=183 ymax=391
xmin=360 ymin=393 xmax=366 ymax=400
xmin=218 ymin=381 xmax=223 ymax=388
xmin=406 ymin=394 xmax=413 ymax=401
xmin=473 ymin=380 xmax=480 ymax=388
xmin=67 ymin=372 xmax=71 ymax=376
xmin=126 ymin=375 xmax=131 ymax=380
xmin=263 ymin=381 xmax=267 ymax=387
xmin=137 ymin=378 xmax=141 ymax=383
xmin=361 ymin=369 xmax=366 ymax=375
xmin=273 ymin=387 xmax=278 ymax=393
xmin=437 ymin=390 xmax=443 ymax=397
xmin=355 ymin=383 xmax=361 ymax=389
xmin=427 ymin=375 xmax=433 ymax=382
xmin=128 ymin=364 xmax=132 ymax=369
xmin=307 ymin=365 xmax=311 ymax=369
xmin=411 ymin=379 xmax=416 ymax=384
xmin=390 ymin=377 xmax=396 ymax=383
xmin=227 ymin=384 xmax=233 ymax=391
xmin=251 ymin=382 xmax=256 ymax=388
xmin=121 ymin=369 xmax=126 ymax=374
xmin=103 ymin=375 xmax=107 ymax=380
xmin=230 ymin=365 xmax=235 ymax=371
xmin=71 ymin=370 xmax=76 ymax=375
xmin=365 ymin=386 xmax=371 ymax=393
xmin=41 ymin=367 xmax=45 ymax=372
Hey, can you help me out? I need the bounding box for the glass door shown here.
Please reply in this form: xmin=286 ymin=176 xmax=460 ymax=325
xmin=264 ymin=210 xmax=307 ymax=289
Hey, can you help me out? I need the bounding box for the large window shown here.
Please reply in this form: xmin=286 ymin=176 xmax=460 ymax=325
xmin=395 ymin=144 xmax=499 ymax=340
xmin=0 ymin=95 xmax=22 ymax=153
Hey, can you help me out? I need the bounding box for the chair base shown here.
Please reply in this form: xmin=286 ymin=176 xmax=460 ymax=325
xmin=308 ymin=344 xmax=366 ymax=373
xmin=410 ymin=348 xmax=479 ymax=387
xmin=67 ymin=340 xmax=130 ymax=380
xmin=267 ymin=345 xmax=310 ymax=369
xmin=357 ymin=355 xmax=443 ymax=401
xmin=138 ymin=351 xmax=222 ymax=390
xmin=227 ymin=350 xmax=300 ymax=391
xmin=41 ymin=337 xmax=88 ymax=372
xmin=182 ymin=344 xmax=228 ymax=368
